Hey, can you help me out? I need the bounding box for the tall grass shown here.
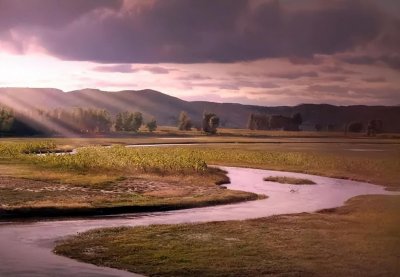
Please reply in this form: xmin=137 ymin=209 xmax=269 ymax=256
xmin=0 ymin=141 xmax=56 ymax=158
xmin=188 ymin=148 xmax=400 ymax=185
xmin=31 ymin=146 xmax=207 ymax=173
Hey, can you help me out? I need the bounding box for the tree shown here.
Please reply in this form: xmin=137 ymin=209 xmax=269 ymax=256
xmin=178 ymin=111 xmax=192 ymax=131
xmin=367 ymin=119 xmax=383 ymax=136
xmin=115 ymin=112 xmax=124 ymax=131
xmin=347 ymin=121 xmax=364 ymax=133
xmin=118 ymin=111 xmax=143 ymax=132
xmin=132 ymin=112 xmax=143 ymax=132
xmin=315 ymin=123 xmax=323 ymax=131
xmin=291 ymin=113 xmax=303 ymax=125
xmin=202 ymin=112 xmax=219 ymax=134
xmin=146 ymin=118 xmax=157 ymax=132
xmin=0 ymin=107 xmax=14 ymax=132
xmin=327 ymin=124 xmax=335 ymax=131
xmin=122 ymin=111 xmax=134 ymax=131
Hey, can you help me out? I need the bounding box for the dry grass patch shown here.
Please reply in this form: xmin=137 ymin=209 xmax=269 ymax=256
xmin=54 ymin=195 xmax=400 ymax=277
xmin=263 ymin=176 xmax=316 ymax=185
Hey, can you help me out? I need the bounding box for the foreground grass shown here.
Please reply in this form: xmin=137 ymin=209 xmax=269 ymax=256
xmin=0 ymin=142 xmax=259 ymax=218
xmin=50 ymin=137 xmax=400 ymax=276
xmin=55 ymin=195 xmax=400 ymax=276
xmin=263 ymin=176 xmax=316 ymax=185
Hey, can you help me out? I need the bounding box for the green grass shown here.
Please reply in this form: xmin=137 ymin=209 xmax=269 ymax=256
xmin=263 ymin=176 xmax=316 ymax=185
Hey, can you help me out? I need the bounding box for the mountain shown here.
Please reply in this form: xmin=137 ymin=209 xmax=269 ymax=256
xmin=1 ymin=87 xmax=400 ymax=132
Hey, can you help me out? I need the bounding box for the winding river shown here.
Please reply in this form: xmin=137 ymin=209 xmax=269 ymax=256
xmin=0 ymin=164 xmax=398 ymax=276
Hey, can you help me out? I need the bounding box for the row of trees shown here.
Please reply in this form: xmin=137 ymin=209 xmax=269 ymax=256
xmin=0 ymin=107 xmax=158 ymax=135
xmin=177 ymin=111 xmax=220 ymax=134
xmin=247 ymin=113 xmax=303 ymax=131
xmin=345 ymin=120 xmax=383 ymax=136
xmin=2 ymin=107 xmax=220 ymax=136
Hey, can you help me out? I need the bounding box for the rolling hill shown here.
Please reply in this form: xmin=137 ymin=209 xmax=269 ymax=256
xmin=1 ymin=87 xmax=399 ymax=132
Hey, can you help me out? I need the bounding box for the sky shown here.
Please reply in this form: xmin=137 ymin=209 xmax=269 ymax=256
xmin=0 ymin=0 xmax=399 ymax=106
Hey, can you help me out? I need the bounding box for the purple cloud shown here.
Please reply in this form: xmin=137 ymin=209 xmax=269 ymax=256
xmin=93 ymin=65 xmax=173 ymax=74
xmin=269 ymin=71 xmax=318 ymax=79
xmin=0 ymin=0 xmax=396 ymax=64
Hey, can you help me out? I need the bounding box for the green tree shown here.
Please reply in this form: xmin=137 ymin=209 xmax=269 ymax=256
xmin=146 ymin=118 xmax=157 ymax=132
xmin=178 ymin=111 xmax=192 ymax=130
xmin=0 ymin=107 xmax=14 ymax=132
xmin=132 ymin=112 xmax=143 ymax=132
xmin=202 ymin=112 xmax=219 ymax=134
xmin=115 ymin=113 xmax=124 ymax=131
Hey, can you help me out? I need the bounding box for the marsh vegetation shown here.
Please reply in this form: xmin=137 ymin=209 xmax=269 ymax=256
xmin=263 ymin=176 xmax=316 ymax=185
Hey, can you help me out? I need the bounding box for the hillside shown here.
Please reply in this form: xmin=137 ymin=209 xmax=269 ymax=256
xmin=1 ymin=87 xmax=400 ymax=132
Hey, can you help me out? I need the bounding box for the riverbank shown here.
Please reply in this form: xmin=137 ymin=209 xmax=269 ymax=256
xmin=55 ymin=194 xmax=400 ymax=276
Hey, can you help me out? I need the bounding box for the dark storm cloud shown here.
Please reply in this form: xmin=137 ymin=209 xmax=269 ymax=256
xmin=0 ymin=0 xmax=122 ymax=30
xmin=0 ymin=0 xmax=395 ymax=64
xmin=288 ymin=56 xmax=324 ymax=65
xmin=338 ymin=53 xmax=400 ymax=71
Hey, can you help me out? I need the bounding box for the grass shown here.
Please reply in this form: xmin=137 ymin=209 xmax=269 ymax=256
xmin=54 ymin=195 xmax=400 ymax=276
xmin=30 ymin=146 xmax=208 ymax=173
xmin=1 ymin=137 xmax=399 ymax=218
xmin=0 ymin=141 xmax=260 ymax=218
xmin=49 ymin=136 xmax=400 ymax=276
xmin=263 ymin=176 xmax=316 ymax=185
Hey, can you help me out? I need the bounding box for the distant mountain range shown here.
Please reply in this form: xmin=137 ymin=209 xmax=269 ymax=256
xmin=1 ymin=87 xmax=400 ymax=132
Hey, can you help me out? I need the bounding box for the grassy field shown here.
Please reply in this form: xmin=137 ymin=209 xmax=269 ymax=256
xmin=47 ymin=134 xmax=400 ymax=276
xmin=55 ymin=195 xmax=400 ymax=276
xmin=0 ymin=141 xmax=260 ymax=218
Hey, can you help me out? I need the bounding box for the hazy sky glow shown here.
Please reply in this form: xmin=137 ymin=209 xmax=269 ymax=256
xmin=0 ymin=0 xmax=399 ymax=106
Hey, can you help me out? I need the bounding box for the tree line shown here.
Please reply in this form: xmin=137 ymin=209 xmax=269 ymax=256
xmin=0 ymin=107 xmax=158 ymax=136
xmin=0 ymin=107 xmax=221 ymax=136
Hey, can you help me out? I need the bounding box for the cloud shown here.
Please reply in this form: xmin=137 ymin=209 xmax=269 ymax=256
xmin=362 ymin=77 xmax=387 ymax=83
xmin=177 ymin=74 xmax=212 ymax=81
xmin=93 ymin=65 xmax=173 ymax=74
xmin=337 ymin=53 xmax=400 ymax=71
xmin=319 ymin=65 xmax=358 ymax=74
xmin=0 ymin=0 xmax=395 ymax=63
xmin=0 ymin=0 xmax=122 ymax=30
xmin=287 ymin=56 xmax=324 ymax=65
xmin=308 ymin=84 xmax=400 ymax=100
xmin=269 ymin=71 xmax=318 ymax=79
xmin=134 ymin=66 xmax=172 ymax=74
xmin=325 ymin=75 xmax=348 ymax=82
xmin=93 ymin=64 xmax=133 ymax=73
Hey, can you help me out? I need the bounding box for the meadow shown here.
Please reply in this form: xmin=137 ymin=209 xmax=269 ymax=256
xmin=1 ymin=133 xmax=400 ymax=275
xmin=0 ymin=140 xmax=260 ymax=218
xmin=47 ymin=133 xmax=400 ymax=277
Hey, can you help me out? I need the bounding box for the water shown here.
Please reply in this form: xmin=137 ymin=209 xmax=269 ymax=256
xmin=0 ymin=166 xmax=397 ymax=276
